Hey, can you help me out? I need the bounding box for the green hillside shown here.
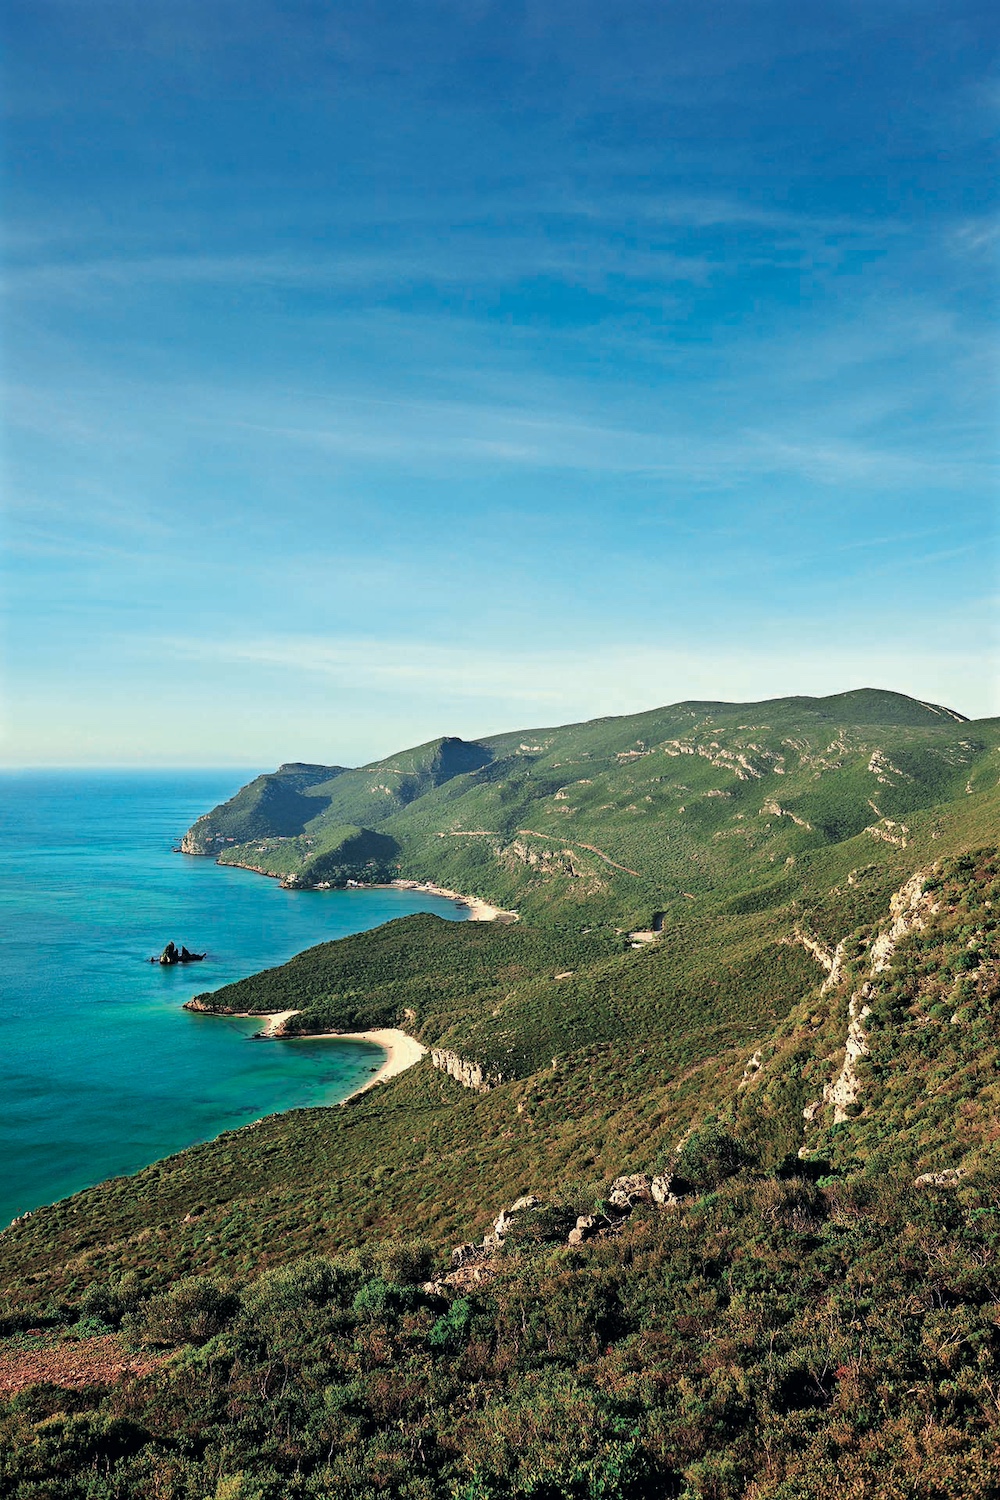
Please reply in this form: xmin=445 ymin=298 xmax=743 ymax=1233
xmin=183 ymin=690 xmax=994 ymax=932
xmin=5 ymin=690 xmax=1000 ymax=1497
xmin=181 ymin=762 xmax=347 ymax=853
xmin=217 ymin=825 xmax=400 ymax=887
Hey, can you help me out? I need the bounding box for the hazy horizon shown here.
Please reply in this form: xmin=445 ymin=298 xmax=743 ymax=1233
xmin=0 ymin=683 xmax=990 ymax=772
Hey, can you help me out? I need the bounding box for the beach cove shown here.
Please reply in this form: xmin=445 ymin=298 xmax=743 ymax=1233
xmin=0 ymin=771 xmax=469 ymax=1226
xmin=178 ymin=884 xmax=516 ymax=1098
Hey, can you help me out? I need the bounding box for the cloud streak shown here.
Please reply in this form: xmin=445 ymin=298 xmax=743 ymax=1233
xmin=158 ymin=632 xmax=998 ymax=723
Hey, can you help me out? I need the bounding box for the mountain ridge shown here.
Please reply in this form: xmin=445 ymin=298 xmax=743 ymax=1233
xmin=182 ymin=690 xmax=990 ymax=922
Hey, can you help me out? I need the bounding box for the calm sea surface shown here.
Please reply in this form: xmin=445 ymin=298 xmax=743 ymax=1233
xmin=0 ymin=771 xmax=467 ymax=1226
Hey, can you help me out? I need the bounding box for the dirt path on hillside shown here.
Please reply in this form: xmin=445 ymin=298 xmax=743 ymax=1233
xmin=515 ymin=830 xmax=641 ymax=878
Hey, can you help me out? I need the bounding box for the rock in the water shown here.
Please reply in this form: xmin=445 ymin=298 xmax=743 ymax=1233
xmin=152 ymin=942 xmax=206 ymax=965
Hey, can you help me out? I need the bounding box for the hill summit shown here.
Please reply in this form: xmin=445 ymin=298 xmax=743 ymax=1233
xmin=182 ymin=688 xmax=983 ymax=916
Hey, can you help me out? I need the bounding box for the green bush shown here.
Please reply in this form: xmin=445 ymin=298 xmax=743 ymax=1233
xmin=351 ymin=1277 xmax=421 ymax=1320
xmin=130 ymin=1274 xmax=240 ymax=1347
xmin=674 ymin=1124 xmax=756 ymax=1191
xmin=429 ymin=1295 xmax=474 ymax=1351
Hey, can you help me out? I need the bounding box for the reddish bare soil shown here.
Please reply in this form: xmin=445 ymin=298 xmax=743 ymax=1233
xmin=0 ymin=1334 xmax=166 ymax=1394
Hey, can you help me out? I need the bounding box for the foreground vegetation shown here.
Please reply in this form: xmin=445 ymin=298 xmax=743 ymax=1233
xmin=3 ymin=692 xmax=1000 ymax=1496
xmin=6 ymin=1160 xmax=1000 ymax=1499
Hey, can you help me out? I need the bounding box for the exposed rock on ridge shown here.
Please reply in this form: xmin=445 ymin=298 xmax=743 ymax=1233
xmin=430 ymin=1048 xmax=502 ymax=1092
xmin=806 ymin=869 xmax=940 ymax=1126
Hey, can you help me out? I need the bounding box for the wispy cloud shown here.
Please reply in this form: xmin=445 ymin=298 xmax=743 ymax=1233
xmin=158 ymin=631 xmax=998 ymax=722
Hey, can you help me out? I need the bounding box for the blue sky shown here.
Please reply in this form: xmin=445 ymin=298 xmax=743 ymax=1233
xmin=3 ymin=0 xmax=997 ymax=766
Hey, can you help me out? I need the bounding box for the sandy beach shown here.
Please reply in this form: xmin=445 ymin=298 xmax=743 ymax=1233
xmin=255 ymin=1009 xmax=300 ymax=1036
xmin=326 ymin=1027 xmax=428 ymax=1101
xmin=184 ymin=1000 xmax=428 ymax=1101
xmin=390 ymin=879 xmax=518 ymax=922
xmin=265 ymin=1019 xmax=428 ymax=1101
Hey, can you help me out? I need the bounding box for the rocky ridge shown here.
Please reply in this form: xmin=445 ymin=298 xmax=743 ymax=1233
xmin=801 ymin=870 xmax=940 ymax=1127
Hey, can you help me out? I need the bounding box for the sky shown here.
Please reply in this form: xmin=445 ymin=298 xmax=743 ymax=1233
xmin=2 ymin=0 xmax=997 ymax=767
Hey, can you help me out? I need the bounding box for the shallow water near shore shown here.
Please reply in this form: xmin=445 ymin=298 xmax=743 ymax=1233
xmin=0 ymin=771 xmax=468 ymax=1226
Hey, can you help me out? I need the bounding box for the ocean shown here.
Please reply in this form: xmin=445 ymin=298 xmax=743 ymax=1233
xmin=0 ymin=770 xmax=468 ymax=1227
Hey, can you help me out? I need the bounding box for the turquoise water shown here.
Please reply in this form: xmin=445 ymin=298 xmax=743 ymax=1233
xmin=0 ymin=771 xmax=467 ymax=1227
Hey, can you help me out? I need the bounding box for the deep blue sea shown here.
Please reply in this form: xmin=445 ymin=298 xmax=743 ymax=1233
xmin=0 ymin=771 xmax=467 ymax=1227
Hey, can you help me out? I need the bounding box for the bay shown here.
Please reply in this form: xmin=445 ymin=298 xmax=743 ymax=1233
xmin=0 ymin=770 xmax=467 ymax=1227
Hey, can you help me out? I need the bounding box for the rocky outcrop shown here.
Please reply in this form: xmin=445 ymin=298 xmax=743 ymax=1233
xmin=812 ymin=870 xmax=938 ymax=1125
xmin=823 ymin=991 xmax=872 ymax=1123
xmin=607 ymin=1173 xmax=654 ymax=1209
xmin=868 ymin=750 xmax=912 ymax=786
xmin=429 ymin=1193 xmax=547 ymax=1290
xmin=484 ymin=1194 xmax=544 ymax=1247
xmin=662 ymin=740 xmax=785 ymax=780
xmin=914 ymin=1168 xmax=965 ymax=1189
xmin=866 ymin=817 xmax=910 ymax=848
xmin=651 ymin=1173 xmax=681 ymax=1206
xmin=430 ymin=1171 xmax=683 ymax=1292
xmin=430 ymin=1049 xmax=502 ymax=1092
xmin=180 ymin=819 xmax=227 ymax=855
xmin=760 ymin=798 xmax=812 ymax=829
xmin=787 ymin=929 xmax=841 ymax=987
xmin=739 ymin=1050 xmax=763 ymax=1087
xmin=868 ymin=872 xmax=937 ymax=973
xmin=449 ymin=1242 xmax=489 ymax=1270
xmin=568 ymin=1215 xmax=599 ymax=1245
xmin=820 ymin=942 xmax=847 ymax=995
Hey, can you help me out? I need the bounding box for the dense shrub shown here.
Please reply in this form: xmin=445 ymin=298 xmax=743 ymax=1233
xmin=129 ymin=1274 xmax=240 ymax=1347
xmin=673 ymin=1124 xmax=756 ymax=1191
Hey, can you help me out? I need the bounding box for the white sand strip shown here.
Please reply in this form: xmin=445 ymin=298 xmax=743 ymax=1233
xmin=390 ymin=879 xmax=517 ymax=922
xmin=277 ymin=1025 xmax=428 ymax=1102
xmin=257 ymin=1009 xmax=300 ymax=1036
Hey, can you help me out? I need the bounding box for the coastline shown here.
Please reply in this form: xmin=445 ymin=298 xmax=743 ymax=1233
xmin=253 ymin=1015 xmax=428 ymax=1103
xmin=288 ymin=1026 xmax=428 ymax=1102
xmin=196 ymin=853 xmax=519 ymax=924
xmin=388 ymin=878 xmax=518 ymax=923
xmin=180 ymin=878 xmax=512 ymax=1107
xmin=182 ymin=1001 xmax=427 ymax=1102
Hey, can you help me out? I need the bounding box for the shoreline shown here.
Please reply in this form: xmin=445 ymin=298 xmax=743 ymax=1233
xmin=180 ymin=878 xmax=512 ymax=1107
xmin=199 ymin=856 xmax=518 ymax=922
xmin=293 ymin=1026 xmax=429 ymax=1102
xmin=387 ymin=878 xmax=518 ymax=923
xmin=182 ymin=1002 xmax=427 ymax=1102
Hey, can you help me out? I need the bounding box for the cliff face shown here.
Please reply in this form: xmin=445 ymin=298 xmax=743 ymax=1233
xmin=430 ymin=1048 xmax=502 ymax=1092
xmin=181 ymin=823 xmax=219 ymax=855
